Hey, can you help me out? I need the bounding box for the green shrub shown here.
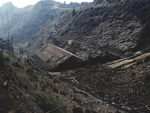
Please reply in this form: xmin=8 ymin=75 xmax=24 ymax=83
xmin=145 ymin=75 xmax=150 ymax=83
xmin=87 ymin=18 xmax=94 ymax=23
xmin=101 ymin=47 xmax=123 ymax=56
xmin=73 ymin=105 xmax=83 ymax=113
xmin=3 ymin=53 xmax=24 ymax=69
xmin=18 ymin=73 xmax=29 ymax=82
xmin=12 ymin=61 xmax=24 ymax=69
xmin=0 ymin=52 xmax=5 ymax=69
xmin=4 ymin=56 xmax=10 ymax=62
xmin=61 ymin=11 xmax=65 ymax=16
xmin=35 ymin=89 xmax=68 ymax=113
xmin=72 ymin=9 xmax=76 ymax=16
xmin=26 ymin=66 xmax=34 ymax=75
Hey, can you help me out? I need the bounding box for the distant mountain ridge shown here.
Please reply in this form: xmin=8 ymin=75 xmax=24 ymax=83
xmin=0 ymin=0 xmax=89 ymax=43
xmin=0 ymin=2 xmax=33 ymax=41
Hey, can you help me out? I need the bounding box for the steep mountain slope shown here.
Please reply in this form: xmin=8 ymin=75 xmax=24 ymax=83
xmin=0 ymin=52 xmax=72 ymax=113
xmin=63 ymin=53 xmax=150 ymax=113
xmin=0 ymin=0 xmax=88 ymax=43
xmin=0 ymin=2 xmax=33 ymax=42
xmin=11 ymin=0 xmax=62 ymax=43
xmin=55 ymin=0 xmax=150 ymax=52
xmin=28 ymin=0 xmax=150 ymax=59
xmin=0 ymin=53 xmax=44 ymax=113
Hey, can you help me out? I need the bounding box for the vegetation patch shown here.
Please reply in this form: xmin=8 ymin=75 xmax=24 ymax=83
xmin=35 ymin=89 xmax=68 ymax=113
xmin=101 ymin=47 xmax=123 ymax=56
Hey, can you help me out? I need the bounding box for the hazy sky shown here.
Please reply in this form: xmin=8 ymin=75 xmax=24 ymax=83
xmin=0 ymin=0 xmax=93 ymax=8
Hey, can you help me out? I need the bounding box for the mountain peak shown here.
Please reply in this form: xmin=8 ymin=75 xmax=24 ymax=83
xmin=1 ymin=2 xmax=14 ymax=7
xmin=0 ymin=2 xmax=17 ymax=13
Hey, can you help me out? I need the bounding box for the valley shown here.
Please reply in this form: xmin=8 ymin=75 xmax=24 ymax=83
xmin=1 ymin=0 xmax=150 ymax=113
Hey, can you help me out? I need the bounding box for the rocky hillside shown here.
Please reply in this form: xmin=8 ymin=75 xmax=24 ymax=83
xmin=0 ymin=48 xmax=123 ymax=113
xmin=2 ymin=1 xmax=150 ymax=113
xmin=0 ymin=52 xmax=43 ymax=113
xmin=27 ymin=0 xmax=150 ymax=60
xmin=62 ymin=53 xmax=150 ymax=113
xmin=0 ymin=52 xmax=74 ymax=113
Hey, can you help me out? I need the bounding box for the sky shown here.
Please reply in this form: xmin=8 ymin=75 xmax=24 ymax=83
xmin=0 ymin=0 xmax=93 ymax=8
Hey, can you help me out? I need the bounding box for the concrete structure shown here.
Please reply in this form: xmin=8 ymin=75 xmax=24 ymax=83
xmin=33 ymin=43 xmax=85 ymax=71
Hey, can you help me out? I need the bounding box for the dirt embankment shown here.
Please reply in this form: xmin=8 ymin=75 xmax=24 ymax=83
xmin=62 ymin=55 xmax=150 ymax=113
xmin=1 ymin=52 xmax=123 ymax=113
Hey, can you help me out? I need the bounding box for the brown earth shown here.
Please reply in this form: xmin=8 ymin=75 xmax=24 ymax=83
xmin=61 ymin=56 xmax=150 ymax=113
xmin=0 ymin=52 xmax=126 ymax=113
xmin=0 ymin=65 xmax=44 ymax=113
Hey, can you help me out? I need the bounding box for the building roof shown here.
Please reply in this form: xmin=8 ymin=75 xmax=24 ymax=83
xmin=34 ymin=43 xmax=85 ymax=68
